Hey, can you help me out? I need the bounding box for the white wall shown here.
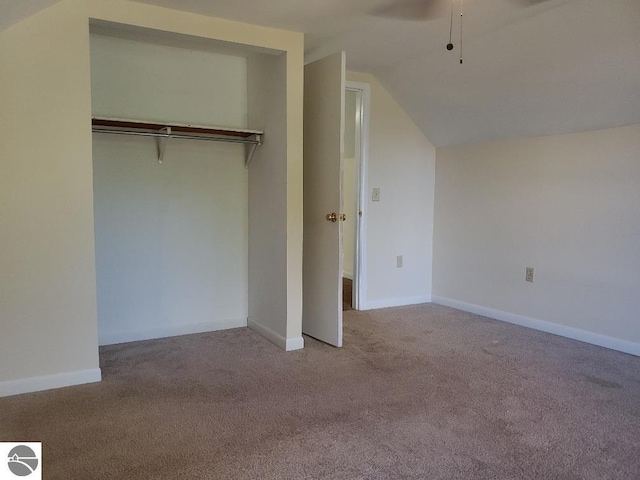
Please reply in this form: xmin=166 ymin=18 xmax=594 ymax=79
xmin=0 ymin=0 xmax=304 ymax=396
xmin=342 ymin=156 xmax=358 ymax=280
xmin=0 ymin=2 xmax=101 ymax=395
xmin=433 ymin=125 xmax=640 ymax=354
xmin=342 ymin=89 xmax=358 ymax=279
xmin=92 ymin=139 xmax=248 ymax=345
xmin=344 ymin=90 xmax=357 ymax=160
xmin=347 ymin=72 xmax=436 ymax=309
xmin=90 ymin=34 xmax=248 ymax=128
xmin=91 ymin=34 xmax=249 ymax=345
xmin=247 ymin=52 xmax=304 ymax=350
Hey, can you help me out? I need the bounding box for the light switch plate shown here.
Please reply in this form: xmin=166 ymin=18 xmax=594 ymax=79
xmin=372 ymin=187 xmax=381 ymax=202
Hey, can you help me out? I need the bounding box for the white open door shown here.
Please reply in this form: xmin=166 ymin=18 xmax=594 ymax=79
xmin=302 ymin=51 xmax=346 ymax=347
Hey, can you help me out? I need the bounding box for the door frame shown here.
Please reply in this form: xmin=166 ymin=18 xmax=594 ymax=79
xmin=345 ymin=81 xmax=370 ymax=311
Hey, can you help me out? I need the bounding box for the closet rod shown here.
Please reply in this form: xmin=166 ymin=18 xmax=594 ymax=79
xmin=92 ymin=129 xmax=261 ymax=145
xmin=91 ymin=117 xmax=263 ymax=166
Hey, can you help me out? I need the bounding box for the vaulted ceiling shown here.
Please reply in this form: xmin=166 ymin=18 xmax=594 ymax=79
xmin=2 ymin=0 xmax=639 ymax=146
xmin=0 ymin=0 xmax=60 ymax=32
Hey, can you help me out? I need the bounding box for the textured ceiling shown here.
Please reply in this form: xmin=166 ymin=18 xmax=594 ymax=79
xmin=3 ymin=0 xmax=639 ymax=146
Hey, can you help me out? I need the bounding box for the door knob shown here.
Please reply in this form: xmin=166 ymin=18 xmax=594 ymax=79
xmin=340 ymin=214 xmax=346 ymax=221
xmin=326 ymin=213 xmax=337 ymax=222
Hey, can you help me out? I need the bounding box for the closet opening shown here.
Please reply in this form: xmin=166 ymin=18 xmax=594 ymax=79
xmin=89 ymin=21 xmax=288 ymax=350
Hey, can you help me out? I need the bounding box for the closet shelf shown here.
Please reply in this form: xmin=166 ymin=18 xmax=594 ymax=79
xmin=91 ymin=117 xmax=263 ymax=167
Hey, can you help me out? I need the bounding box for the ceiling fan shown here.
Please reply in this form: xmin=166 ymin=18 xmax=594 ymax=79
xmin=372 ymin=0 xmax=553 ymax=64
xmin=373 ymin=0 xmax=552 ymax=21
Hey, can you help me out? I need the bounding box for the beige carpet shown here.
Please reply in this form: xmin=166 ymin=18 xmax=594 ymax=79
xmin=1 ymin=304 xmax=639 ymax=479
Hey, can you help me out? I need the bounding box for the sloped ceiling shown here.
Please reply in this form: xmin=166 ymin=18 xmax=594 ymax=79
xmin=3 ymin=0 xmax=639 ymax=146
xmin=0 ymin=0 xmax=61 ymax=32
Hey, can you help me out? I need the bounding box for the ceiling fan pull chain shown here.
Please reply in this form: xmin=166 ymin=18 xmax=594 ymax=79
xmin=460 ymin=0 xmax=464 ymax=64
xmin=447 ymin=0 xmax=454 ymax=51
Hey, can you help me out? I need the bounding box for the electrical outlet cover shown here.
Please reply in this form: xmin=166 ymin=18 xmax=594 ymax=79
xmin=525 ymin=267 xmax=534 ymax=282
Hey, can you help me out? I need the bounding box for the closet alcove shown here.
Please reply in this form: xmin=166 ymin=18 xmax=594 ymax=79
xmin=90 ymin=22 xmax=287 ymax=346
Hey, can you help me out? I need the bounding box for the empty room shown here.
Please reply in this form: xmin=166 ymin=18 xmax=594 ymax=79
xmin=1 ymin=0 xmax=639 ymax=479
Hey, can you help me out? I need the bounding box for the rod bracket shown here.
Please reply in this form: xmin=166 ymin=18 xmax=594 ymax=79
xmin=156 ymin=126 xmax=171 ymax=163
xmin=244 ymin=133 xmax=262 ymax=168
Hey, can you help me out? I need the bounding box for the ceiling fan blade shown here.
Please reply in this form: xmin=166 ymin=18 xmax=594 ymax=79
xmin=370 ymin=0 xmax=552 ymax=23
xmin=371 ymin=0 xmax=448 ymax=21
xmin=509 ymin=0 xmax=553 ymax=5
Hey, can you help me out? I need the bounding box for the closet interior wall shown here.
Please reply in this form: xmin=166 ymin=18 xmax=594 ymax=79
xmin=91 ymin=30 xmax=255 ymax=345
xmin=246 ymin=52 xmax=300 ymax=347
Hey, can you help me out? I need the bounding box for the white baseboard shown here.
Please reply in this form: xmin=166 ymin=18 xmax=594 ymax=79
xmin=0 ymin=368 xmax=102 ymax=398
xmin=286 ymin=336 xmax=305 ymax=351
xmin=248 ymin=317 xmax=304 ymax=351
xmin=99 ymin=318 xmax=248 ymax=346
xmin=360 ymin=295 xmax=432 ymax=311
xmin=432 ymin=296 xmax=640 ymax=357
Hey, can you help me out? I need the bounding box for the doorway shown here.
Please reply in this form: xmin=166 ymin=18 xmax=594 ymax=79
xmin=343 ymin=81 xmax=370 ymax=312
